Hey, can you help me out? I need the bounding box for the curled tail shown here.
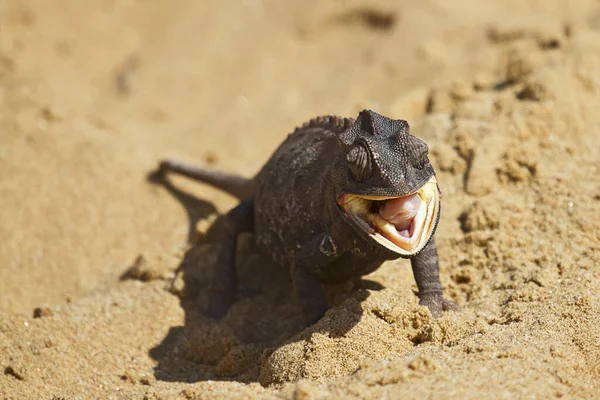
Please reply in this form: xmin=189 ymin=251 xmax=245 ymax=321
xmin=159 ymin=159 xmax=253 ymax=200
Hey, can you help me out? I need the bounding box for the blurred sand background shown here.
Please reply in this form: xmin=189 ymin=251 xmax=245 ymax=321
xmin=1 ymin=0 xmax=599 ymax=398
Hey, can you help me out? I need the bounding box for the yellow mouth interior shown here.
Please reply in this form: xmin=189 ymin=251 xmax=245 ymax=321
xmin=339 ymin=176 xmax=440 ymax=256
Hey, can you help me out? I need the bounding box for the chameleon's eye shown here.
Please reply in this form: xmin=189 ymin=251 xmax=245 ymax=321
xmin=346 ymin=143 xmax=372 ymax=181
xmin=407 ymin=135 xmax=429 ymax=170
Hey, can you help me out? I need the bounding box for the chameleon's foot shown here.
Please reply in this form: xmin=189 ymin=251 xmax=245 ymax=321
xmin=419 ymin=293 xmax=460 ymax=317
xmin=205 ymin=286 xmax=259 ymax=319
xmin=206 ymin=289 xmax=236 ymax=319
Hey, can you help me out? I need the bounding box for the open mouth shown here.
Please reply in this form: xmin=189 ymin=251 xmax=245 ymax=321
xmin=338 ymin=176 xmax=440 ymax=256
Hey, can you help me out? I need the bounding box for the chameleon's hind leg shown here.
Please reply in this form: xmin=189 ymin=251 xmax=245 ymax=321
xmin=206 ymin=197 xmax=254 ymax=319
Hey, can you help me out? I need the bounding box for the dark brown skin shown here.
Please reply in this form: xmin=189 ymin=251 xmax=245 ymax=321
xmin=159 ymin=110 xmax=458 ymax=324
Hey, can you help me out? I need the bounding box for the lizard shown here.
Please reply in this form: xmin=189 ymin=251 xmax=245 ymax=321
xmin=158 ymin=110 xmax=458 ymax=324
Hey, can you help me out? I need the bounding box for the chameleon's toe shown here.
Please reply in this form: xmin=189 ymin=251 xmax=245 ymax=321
xmin=442 ymin=297 xmax=460 ymax=312
xmin=419 ymin=292 xmax=459 ymax=317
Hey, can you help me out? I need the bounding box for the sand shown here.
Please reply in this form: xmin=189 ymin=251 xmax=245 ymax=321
xmin=1 ymin=0 xmax=599 ymax=399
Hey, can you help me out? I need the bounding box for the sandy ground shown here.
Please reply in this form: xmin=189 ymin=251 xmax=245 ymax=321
xmin=1 ymin=0 xmax=600 ymax=398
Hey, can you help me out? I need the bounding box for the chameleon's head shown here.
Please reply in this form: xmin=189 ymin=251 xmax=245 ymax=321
xmin=335 ymin=110 xmax=440 ymax=257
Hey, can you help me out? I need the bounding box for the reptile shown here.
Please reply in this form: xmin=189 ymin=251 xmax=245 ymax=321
xmin=158 ymin=110 xmax=458 ymax=323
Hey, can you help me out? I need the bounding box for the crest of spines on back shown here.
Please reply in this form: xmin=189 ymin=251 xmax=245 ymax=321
xmin=294 ymin=115 xmax=355 ymax=134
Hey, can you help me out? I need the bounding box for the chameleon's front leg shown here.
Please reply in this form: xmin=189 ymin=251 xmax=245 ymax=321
xmin=411 ymin=238 xmax=459 ymax=316
xmin=291 ymin=224 xmax=347 ymax=324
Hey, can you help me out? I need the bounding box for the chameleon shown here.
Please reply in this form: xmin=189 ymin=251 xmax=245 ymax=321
xmin=158 ymin=110 xmax=458 ymax=323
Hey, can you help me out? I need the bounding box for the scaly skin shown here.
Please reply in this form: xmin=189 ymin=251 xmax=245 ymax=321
xmin=159 ymin=110 xmax=458 ymax=324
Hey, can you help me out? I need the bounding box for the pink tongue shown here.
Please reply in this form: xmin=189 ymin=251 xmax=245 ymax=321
xmin=379 ymin=194 xmax=421 ymax=233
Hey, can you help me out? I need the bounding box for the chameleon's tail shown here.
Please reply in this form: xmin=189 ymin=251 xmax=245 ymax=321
xmin=159 ymin=159 xmax=252 ymax=200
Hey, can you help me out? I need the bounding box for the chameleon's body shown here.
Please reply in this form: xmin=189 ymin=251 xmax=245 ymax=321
xmin=254 ymin=117 xmax=389 ymax=282
xmin=160 ymin=110 xmax=457 ymax=323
